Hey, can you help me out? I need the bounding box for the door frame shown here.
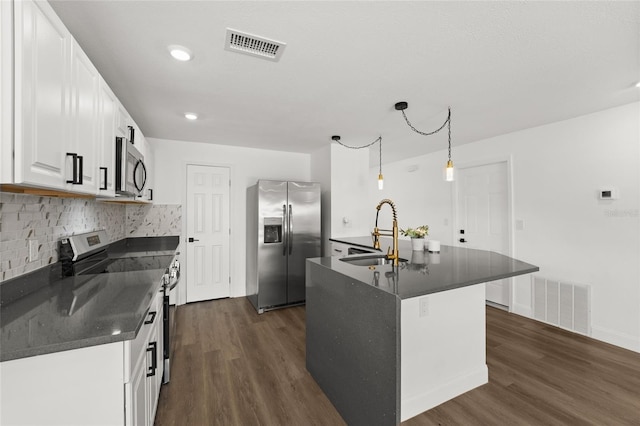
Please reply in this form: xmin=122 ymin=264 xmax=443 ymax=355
xmin=451 ymin=155 xmax=515 ymax=310
xmin=178 ymin=160 xmax=234 ymax=306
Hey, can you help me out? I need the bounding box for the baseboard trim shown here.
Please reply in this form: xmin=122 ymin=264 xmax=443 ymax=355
xmin=400 ymin=366 xmax=488 ymax=422
xmin=511 ymin=302 xmax=532 ymax=317
xmin=591 ymin=325 xmax=640 ymax=353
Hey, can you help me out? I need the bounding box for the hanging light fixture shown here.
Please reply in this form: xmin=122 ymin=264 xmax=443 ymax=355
xmin=331 ymin=135 xmax=384 ymax=190
xmin=394 ymin=102 xmax=454 ymax=182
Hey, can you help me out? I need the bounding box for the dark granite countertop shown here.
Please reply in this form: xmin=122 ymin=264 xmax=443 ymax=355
xmin=0 ymin=236 xmax=179 ymax=362
xmin=316 ymin=236 xmax=539 ymax=299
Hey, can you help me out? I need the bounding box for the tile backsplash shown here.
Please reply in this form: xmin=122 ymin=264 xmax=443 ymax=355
xmin=126 ymin=204 xmax=182 ymax=237
xmin=0 ymin=192 xmax=181 ymax=282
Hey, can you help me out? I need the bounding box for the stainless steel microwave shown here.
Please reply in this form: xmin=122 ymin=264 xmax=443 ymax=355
xmin=115 ymin=137 xmax=146 ymax=197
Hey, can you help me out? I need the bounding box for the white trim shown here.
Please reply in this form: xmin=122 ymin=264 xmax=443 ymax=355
xmin=451 ymin=155 xmax=515 ymax=310
xmin=401 ymin=366 xmax=488 ymax=422
xmin=590 ymin=325 xmax=640 ymax=353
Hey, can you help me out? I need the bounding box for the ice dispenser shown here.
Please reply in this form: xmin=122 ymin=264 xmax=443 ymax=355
xmin=263 ymin=217 xmax=282 ymax=244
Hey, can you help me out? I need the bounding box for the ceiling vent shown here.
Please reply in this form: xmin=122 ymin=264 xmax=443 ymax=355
xmin=225 ymin=28 xmax=286 ymax=62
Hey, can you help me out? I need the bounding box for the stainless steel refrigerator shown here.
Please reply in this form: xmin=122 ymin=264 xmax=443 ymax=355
xmin=246 ymin=180 xmax=321 ymax=313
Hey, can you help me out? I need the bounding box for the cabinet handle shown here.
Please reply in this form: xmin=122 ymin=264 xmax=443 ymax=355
xmin=77 ymin=155 xmax=83 ymax=184
xmin=144 ymin=311 xmax=157 ymax=324
xmin=146 ymin=341 xmax=157 ymax=377
xmin=99 ymin=167 xmax=108 ymax=190
xmin=66 ymin=153 xmax=78 ymax=184
xmin=148 ymin=188 xmax=153 ymax=201
xmin=128 ymin=125 xmax=135 ymax=144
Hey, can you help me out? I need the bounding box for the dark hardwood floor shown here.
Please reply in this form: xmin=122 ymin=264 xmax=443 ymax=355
xmin=155 ymin=298 xmax=640 ymax=426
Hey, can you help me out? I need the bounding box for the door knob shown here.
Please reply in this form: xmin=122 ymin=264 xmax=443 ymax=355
xmin=459 ymin=238 xmax=467 ymax=243
xmin=188 ymin=237 xmax=199 ymax=242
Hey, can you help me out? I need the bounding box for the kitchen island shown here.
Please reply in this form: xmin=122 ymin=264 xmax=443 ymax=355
xmin=306 ymin=237 xmax=538 ymax=425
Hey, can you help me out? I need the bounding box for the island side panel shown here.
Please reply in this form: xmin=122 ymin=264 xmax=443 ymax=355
xmin=306 ymin=261 xmax=401 ymax=426
xmin=400 ymin=284 xmax=488 ymax=422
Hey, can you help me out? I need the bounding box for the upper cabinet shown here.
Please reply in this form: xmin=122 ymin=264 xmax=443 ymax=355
xmin=98 ymin=78 xmax=117 ymax=197
xmin=13 ymin=0 xmax=71 ymax=190
xmin=2 ymin=0 xmax=151 ymax=200
xmin=68 ymin=39 xmax=99 ymax=194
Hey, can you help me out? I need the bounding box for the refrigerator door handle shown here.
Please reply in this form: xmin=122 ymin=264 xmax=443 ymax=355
xmin=288 ymin=204 xmax=293 ymax=254
xmin=283 ymin=204 xmax=288 ymax=256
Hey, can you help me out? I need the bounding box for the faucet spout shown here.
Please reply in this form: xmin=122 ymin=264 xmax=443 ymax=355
xmin=371 ymin=199 xmax=399 ymax=266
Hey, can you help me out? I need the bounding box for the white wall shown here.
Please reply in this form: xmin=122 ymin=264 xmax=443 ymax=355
xmin=370 ymin=102 xmax=640 ymax=352
xmin=149 ymin=138 xmax=311 ymax=298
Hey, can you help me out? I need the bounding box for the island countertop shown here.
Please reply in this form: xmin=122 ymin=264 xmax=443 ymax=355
xmin=317 ymin=236 xmax=539 ymax=299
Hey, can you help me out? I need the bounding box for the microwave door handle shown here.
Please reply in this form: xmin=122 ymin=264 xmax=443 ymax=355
xmin=133 ymin=160 xmax=147 ymax=192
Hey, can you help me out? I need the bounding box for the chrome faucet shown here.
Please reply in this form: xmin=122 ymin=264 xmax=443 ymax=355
xmin=371 ymin=199 xmax=399 ymax=266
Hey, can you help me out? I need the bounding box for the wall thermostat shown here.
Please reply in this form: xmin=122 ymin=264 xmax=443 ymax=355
xmin=598 ymin=188 xmax=619 ymax=200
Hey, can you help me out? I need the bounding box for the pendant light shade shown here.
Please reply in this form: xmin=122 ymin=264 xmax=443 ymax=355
xmin=378 ymin=174 xmax=384 ymax=190
xmin=445 ymin=160 xmax=454 ymax=182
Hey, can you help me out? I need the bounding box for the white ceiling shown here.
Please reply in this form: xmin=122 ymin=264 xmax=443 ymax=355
xmin=49 ymin=0 xmax=640 ymax=164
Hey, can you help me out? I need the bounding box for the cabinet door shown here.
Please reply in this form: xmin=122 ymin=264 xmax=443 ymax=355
xmin=67 ymin=40 xmax=98 ymax=194
xmin=14 ymin=0 xmax=70 ymax=188
xmin=116 ymin=103 xmax=129 ymax=137
xmin=0 ymin=0 xmax=12 ymax=183
xmin=98 ymin=79 xmax=117 ymax=196
xmin=125 ymin=353 xmax=149 ymax=426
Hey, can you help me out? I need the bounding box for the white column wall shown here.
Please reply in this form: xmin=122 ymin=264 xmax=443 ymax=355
xmin=371 ymin=102 xmax=640 ymax=352
xmin=149 ymin=138 xmax=311 ymax=298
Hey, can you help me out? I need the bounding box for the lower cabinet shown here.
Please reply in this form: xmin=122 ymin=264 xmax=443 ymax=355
xmin=0 ymin=290 xmax=164 ymax=426
xmin=126 ymin=290 xmax=164 ymax=426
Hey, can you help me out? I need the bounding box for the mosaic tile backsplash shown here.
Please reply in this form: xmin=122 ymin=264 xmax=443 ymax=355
xmin=0 ymin=192 xmax=181 ymax=282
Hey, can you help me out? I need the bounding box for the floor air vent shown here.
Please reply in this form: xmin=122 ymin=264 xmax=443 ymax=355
xmin=532 ymin=275 xmax=591 ymax=336
xmin=225 ymin=28 xmax=286 ymax=62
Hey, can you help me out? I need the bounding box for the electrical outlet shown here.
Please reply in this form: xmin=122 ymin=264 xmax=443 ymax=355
xmin=28 ymin=239 xmax=39 ymax=262
xmin=419 ymin=297 xmax=429 ymax=317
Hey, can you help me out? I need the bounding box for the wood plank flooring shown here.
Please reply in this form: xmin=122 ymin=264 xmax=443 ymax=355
xmin=155 ymin=298 xmax=640 ymax=426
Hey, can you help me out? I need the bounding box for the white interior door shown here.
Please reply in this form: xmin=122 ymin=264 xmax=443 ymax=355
xmin=456 ymin=161 xmax=511 ymax=307
xmin=186 ymin=165 xmax=230 ymax=303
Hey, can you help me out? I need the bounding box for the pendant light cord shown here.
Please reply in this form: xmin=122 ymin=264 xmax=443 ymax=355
xmin=400 ymin=106 xmax=452 ymax=161
xmin=332 ymin=135 xmax=383 ymax=175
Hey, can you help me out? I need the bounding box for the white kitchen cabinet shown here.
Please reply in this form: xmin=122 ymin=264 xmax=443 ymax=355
xmin=9 ymin=0 xmax=100 ymax=194
xmin=98 ymin=78 xmax=117 ymax=196
xmin=67 ymin=39 xmax=99 ymax=194
xmin=116 ymin=103 xmax=130 ymax=138
xmin=0 ymin=0 xmax=12 ymax=183
xmin=12 ymin=0 xmax=71 ymax=189
xmin=1 ymin=290 xmax=165 ymax=426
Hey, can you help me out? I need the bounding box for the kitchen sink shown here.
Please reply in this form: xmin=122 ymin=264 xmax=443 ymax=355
xmin=339 ymin=255 xmax=408 ymax=267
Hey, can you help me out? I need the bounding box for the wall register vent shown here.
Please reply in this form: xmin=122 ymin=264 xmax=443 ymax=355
xmin=225 ymin=28 xmax=286 ymax=62
xmin=532 ymin=275 xmax=591 ymax=336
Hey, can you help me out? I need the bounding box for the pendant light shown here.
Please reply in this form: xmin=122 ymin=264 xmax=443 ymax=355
xmin=394 ymin=102 xmax=454 ymax=182
xmin=331 ymin=135 xmax=384 ymax=190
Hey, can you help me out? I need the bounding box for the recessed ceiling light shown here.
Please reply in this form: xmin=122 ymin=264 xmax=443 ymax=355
xmin=168 ymin=45 xmax=193 ymax=61
xmin=636 ymin=81 xmax=640 ymax=88
xmin=184 ymin=113 xmax=198 ymax=120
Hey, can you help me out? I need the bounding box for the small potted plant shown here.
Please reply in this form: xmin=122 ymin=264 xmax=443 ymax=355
xmin=400 ymin=225 xmax=429 ymax=251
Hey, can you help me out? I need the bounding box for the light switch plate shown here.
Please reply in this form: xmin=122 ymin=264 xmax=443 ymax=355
xmin=28 ymin=239 xmax=39 ymax=262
